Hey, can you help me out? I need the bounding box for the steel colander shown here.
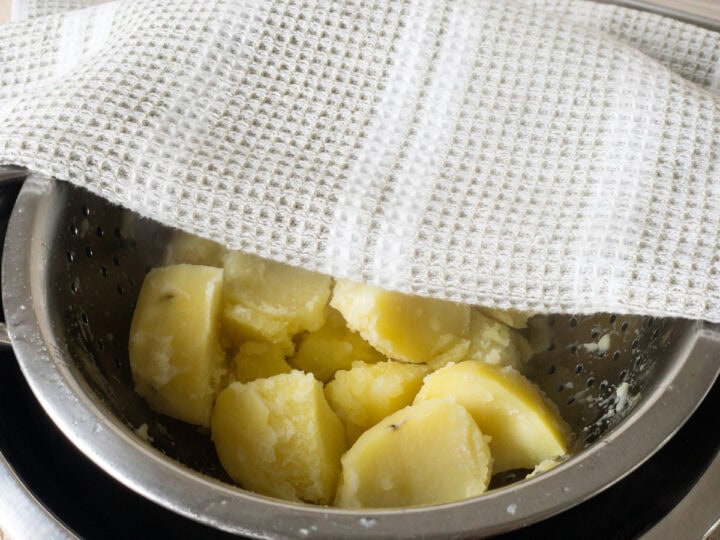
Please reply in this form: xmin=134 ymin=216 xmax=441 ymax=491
xmin=2 ymin=172 xmax=719 ymax=538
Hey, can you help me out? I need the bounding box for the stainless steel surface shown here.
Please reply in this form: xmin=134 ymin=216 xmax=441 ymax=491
xmin=2 ymin=172 xmax=719 ymax=538
xmin=642 ymin=446 xmax=720 ymax=540
xmin=2 ymin=2 xmax=720 ymax=537
xmin=0 ymin=451 xmax=76 ymax=540
xmin=615 ymin=0 xmax=720 ymax=28
xmin=0 ymin=166 xmax=75 ymax=540
xmin=707 ymin=517 xmax=720 ymax=540
xmin=0 ymin=167 xmax=26 ymax=351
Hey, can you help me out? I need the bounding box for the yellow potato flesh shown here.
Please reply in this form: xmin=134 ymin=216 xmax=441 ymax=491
xmin=129 ymin=264 xmax=226 ymax=427
xmin=222 ymin=252 xmax=332 ymax=350
xmin=290 ymin=308 xmax=385 ymax=382
xmin=444 ymin=309 xmax=533 ymax=371
xmin=211 ymin=372 xmax=347 ymax=504
xmin=335 ymin=399 xmax=492 ymax=508
xmin=231 ymin=342 xmax=292 ymax=383
xmin=325 ymin=361 xmax=430 ymax=443
xmin=477 ymin=307 xmax=532 ymax=329
xmin=163 ymin=231 xmax=227 ymax=267
xmin=415 ymin=361 xmax=570 ymax=472
xmin=330 ymin=280 xmax=470 ymax=364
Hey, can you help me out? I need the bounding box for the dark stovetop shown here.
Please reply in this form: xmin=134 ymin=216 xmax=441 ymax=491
xmin=0 ymin=344 xmax=718 ymax=540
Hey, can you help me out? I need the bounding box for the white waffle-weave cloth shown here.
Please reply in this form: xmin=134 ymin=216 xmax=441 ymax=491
xmin=1 ymin=0 xmax=720 ymax=320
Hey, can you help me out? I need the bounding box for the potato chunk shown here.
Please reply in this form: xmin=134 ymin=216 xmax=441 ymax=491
xmin=211 ymin=372 xmax=347 ymax=504
xmin=163 ymin=231 xmax=227 ymax=267
xmin=335 ymin=399 xmax=492 ymax=508
xmin=440 ymin=309 xmax=533 ymax=371
xmin=231 ymin=342 xmax=292 ymax=383
xmin=330 ymin=280 xmax=470 ymax=364
xmin=222 ymin=252 xmax=332 ymax=352
xmin=415 ymin=361 xmax=571 ymax=472
xmin=129 ymin=264 xmax=226 ymax=427
xmin=290 ymin=308 xmax=385 ymax=382
xmin=477 ymin=307 xmax=532 ymax=329
xmin=325 ymin=361 xmax=430 ymax=443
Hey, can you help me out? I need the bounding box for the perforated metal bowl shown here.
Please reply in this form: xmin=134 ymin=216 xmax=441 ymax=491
xmin=3 ymin=173 xmax=720 ymax=538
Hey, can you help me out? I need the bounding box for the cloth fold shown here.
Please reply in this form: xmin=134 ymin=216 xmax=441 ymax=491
xmin=1 ymin=0 xmax=720 ymax=320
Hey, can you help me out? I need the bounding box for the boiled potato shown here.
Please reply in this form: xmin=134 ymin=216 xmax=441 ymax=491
xmin=222 ymin=252 xmax=332 ymax=352
xmin=325 ymin=361 xmax=430 ymax=443
xmin=211 ymin=371 xmax=347 ymax=504
xmin=129 ymin=264 xmax=227 ymax=427
xmin=163 ymin=231 xmax=227 ymax=267
xmin=231 ymin=341 xmax=292 ymax=383
xmin=331 ymin=280 xmax=470 ymax=364
xmin=335 ymin=399 xmax=492 ymax=508
xmin=432 ymin=309 xmax=533 ymax=371
xmin=290 ymin=308 xmax=385 ymax=382
xmin=415 ymin=361 xmax=571 ymax=472
xmin=525 ymin=457 xmax=562 ymax=479
xmin=477 ymin=307 xmax=532 ymax=329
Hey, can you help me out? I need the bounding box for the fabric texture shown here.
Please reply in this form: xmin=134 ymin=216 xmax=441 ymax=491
xmin=1 ymin=0 xmax=720 ymax=320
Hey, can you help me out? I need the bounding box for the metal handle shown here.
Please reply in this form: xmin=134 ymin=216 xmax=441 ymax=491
xmin=0 ymin=166 xmax=27 ymax=349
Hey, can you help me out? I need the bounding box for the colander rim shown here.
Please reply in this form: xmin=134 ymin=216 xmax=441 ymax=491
xmin=3 ymin=174 xmax=720 ymax=538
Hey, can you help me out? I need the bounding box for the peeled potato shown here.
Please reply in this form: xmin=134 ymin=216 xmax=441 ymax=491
xmin=290 ymin=308 xmax=385 ymax=382
xmin=441 ymin=309 xmax=533 ymax=371
xmin=129 ymin=264 xmax=226 ymax=427
xmin=415 ymin=361 xmax=571 ymax=473
xmin=325 ymin=361 xmax=430 ymax=443
xmin=211 ymin=372 xmax=347 ymax=504
xmin=477 ymin=307 xmax=532 ymax=329
xmin=231 ymin=341 xmax=293 ymax=383
xmin=335 ymin=399 xmax=492 ymax=508
xmin=330 ymin=280 xmax=470 ymax=364
xmin=163 ymin=231 xmax=227 ymax=267
xmin=222 ymin=252 xmax=332 ymax=351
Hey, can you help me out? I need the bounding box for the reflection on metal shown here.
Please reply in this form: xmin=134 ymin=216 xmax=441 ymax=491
xmin=642 ymin=450 xmax=720 ymax=540
xmin=0 ymin=451 xmax=76 ymax=540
